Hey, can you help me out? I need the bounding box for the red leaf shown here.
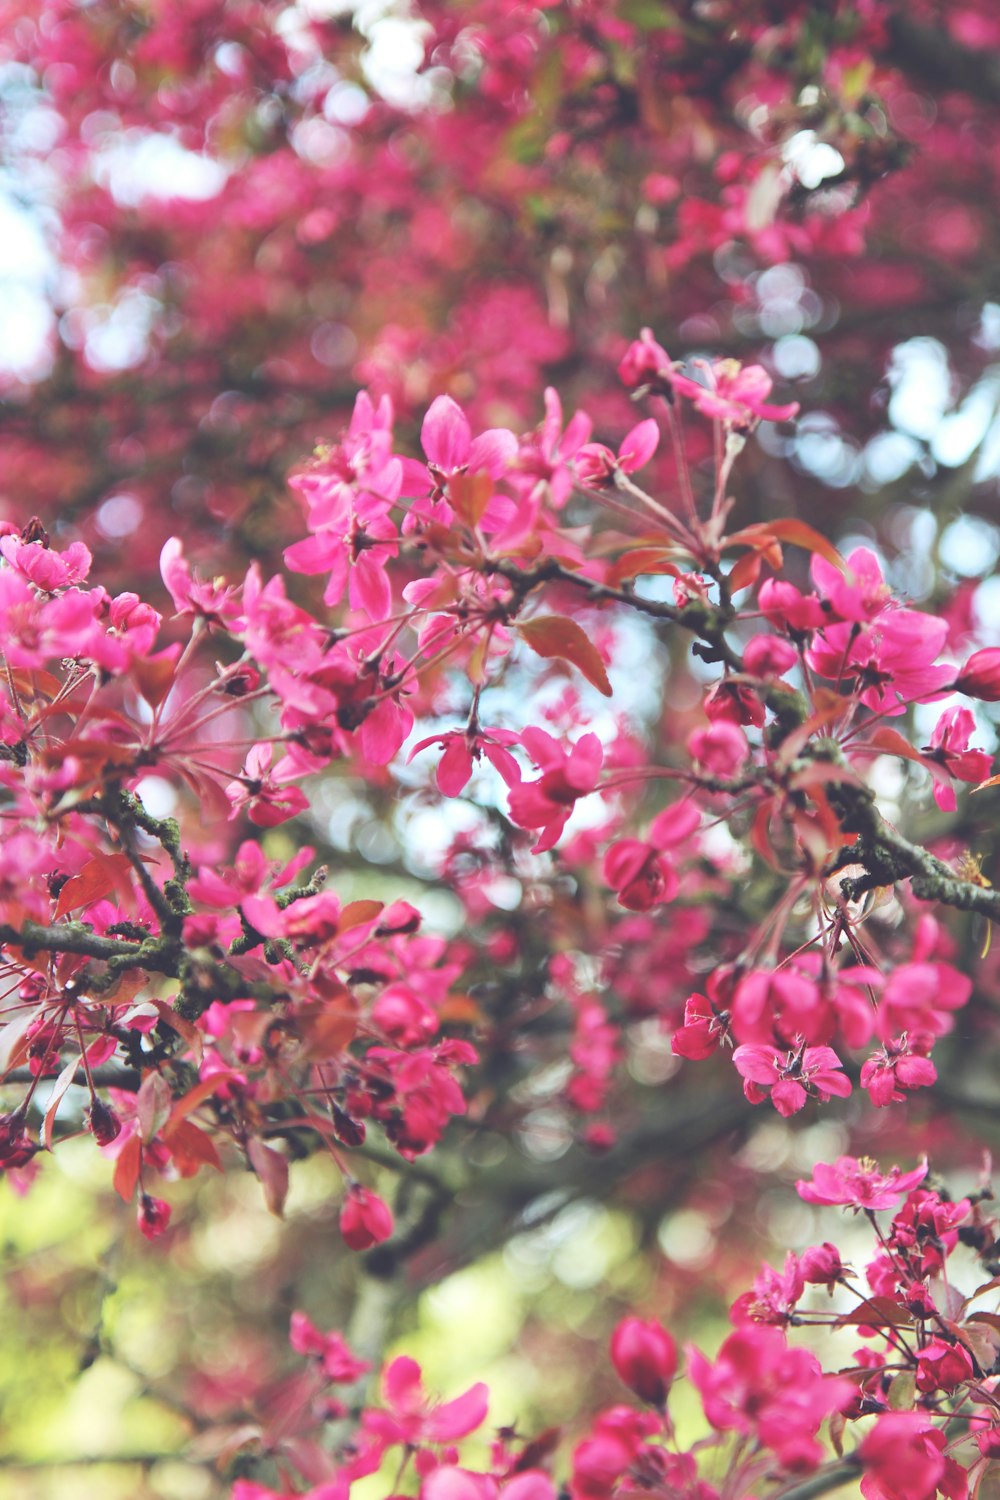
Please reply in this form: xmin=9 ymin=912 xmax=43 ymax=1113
xmin=164 ymin=1119 xmax=223 ymax=1177
xmin=113 ymin=1133 xmax=142 ymax=1202
xmin=728 ymin=519 xmax=845 ymax=572
xmin=517 ymin=614 xmax=613 ymax=697
xmin=448 ymin=472 xmax=493 ymax=526
xmin=136 ymin=1071 xmax=173 ymax=1144
xmin=247 ymin=1137 xmax=289 ymax=1217
xmin=608 ymin=547 xmax=682 ymax=587
xmin=55 ymin=852 xmax=136 ymax=918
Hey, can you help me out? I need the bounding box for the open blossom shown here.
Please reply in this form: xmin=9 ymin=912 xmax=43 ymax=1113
xmin=409 ymin=725 xmax=521 ymax=797
xmin=924 ymin=706 xmax=992 ymax=810
xmin=859 ymin=1412 xmax=968 ymax=1500
xmin=796 ymin=1155 xmax=928 ymax=1211
xmin=576 ymin=418 xmax=659 ymax=486
xmin=732 ymin=1043 xmax=851 ymax=1115
xmin=687 ymin=1324 xmax=852 ymax=1472
xmin=363 ymin=1356 xmax=489 ymax=1452
xmin=507 ymin=728 xmax=603 ymax=852
xmin=860 ymin=1035 xmax=937 ymax=1106
xmin=668 ymin=358 xmax=799 ymax=426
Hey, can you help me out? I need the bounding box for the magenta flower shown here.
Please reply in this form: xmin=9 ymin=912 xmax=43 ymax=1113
xmin=859 ymin=1411 xmax=967 ymax=1500
xmin=924 ymin=705 xmax=992 ymax=811
xmin=610 ymin=1317 xmax=677 ymax=1405
xmin=409 ymin=725 xmax=521 ymax=797
xmin=507 ymin=727 xmax=603 ymax=852
xmin=687 ymin=1324 xmax=852 ymax=1472
xmin=339 ymin=1185 xmax=394 ymax=1251
xmin=363 ymin=1356 xmax=489 ymax=1450
xmin=732 ymin=1043 xmax=851 ymax=1115
xmin=796 ymin=1155 xmax=928 ymax=1211
xmin=669 ymin=358 xmax=799 ymax=427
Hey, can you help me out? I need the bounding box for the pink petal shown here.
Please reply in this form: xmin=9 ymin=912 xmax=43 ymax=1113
xmin=422 ymin=395 xmax=472 ymax=471
xmin=426 ymin=1382 xmax=490 ymax=1441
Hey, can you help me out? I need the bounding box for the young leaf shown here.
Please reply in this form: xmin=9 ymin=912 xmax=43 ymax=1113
xmin=517 ymin=615 xmax=613 ymax=697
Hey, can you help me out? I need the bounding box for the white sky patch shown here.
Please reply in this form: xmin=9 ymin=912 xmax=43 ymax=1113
xmin=0 ymin=186 xmax=55 ymax=377
xmin=95 ymin=131 xmax=229 ymax=207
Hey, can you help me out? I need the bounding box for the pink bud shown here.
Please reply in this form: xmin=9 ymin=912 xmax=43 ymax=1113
xmin=618 ymin=328 xmax=671 ymax=389
xmin=138 ymin=1194 xmax=172 ymax=1240
xmin=799 ymin=1242 xmax=843 ymax=1286
xmin=340 ymin=1185 xmax=394 ymax=1251
xmin=86 ymin=1098 xmax=122 ymax=1147
xmin=743 ymin=634 xmax=798 ymax=678
xmin=955 ymin=646 xmax=1000 ymax=700
xmin=610 ymin=1316 xmax=677 ymax=1405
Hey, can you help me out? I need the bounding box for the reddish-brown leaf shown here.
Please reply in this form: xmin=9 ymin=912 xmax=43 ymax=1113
xmin=113 ymin=1133 xmax=142 ymax=1202
xmin=247 ymin=1137 xmax=289 ymax=1217
xmin=517 ymin=614 xmax=612 ymax=697
xmin=55 ymin=852 xmax=136 ymax=919
xmin=164 ymin=1119 xmax=223 ymax=1177
xmin=448 ymin=472 xmax=494 ymax=526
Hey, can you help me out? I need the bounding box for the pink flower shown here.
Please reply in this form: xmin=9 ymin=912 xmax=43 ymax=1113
xmin=603 ymin=799 xmax=699 ymax=910
xmin=138 ymin=1194 xmax=172 ymax=1240
xmin=859 ymin=1411 xmax=968 ymax=1500
xmin=915 ymin=1337 xmax=974 ymax=1394
xmin=610 ymin=1317 xmax=677 ymax=1405
xmin=687 ymin=1324 xmax=851 ymax=1472
xmin=507 ymin=728 xmax=603 ymax=852
xmin=743 ymin=634 xmax=798 ymax=678
xmin=732 ymin=1043 xmax=851 ymax=1115
xmin=811 ymin=547 xmax=891 ymax=624
xmin=576 ymin=418 xmax=659 ymax=486
xmin=799 ymin=1243 xmax=845 ymax=1286
xmin=289 ymin=1312 xmax=370 ymax=1383
xmin=796 ymin=1155 xmax=928 ymax=1211
xmin=924 ymin=706 xmax=992 ymax=810
xmin=618 ymin=327 xmax=672 ymax=389
xmin=671 ymin=990 xmax=731 ymax=1060
xmin=669 ymin=359 xmax=799 ymax=427
xmin=409 ymin=726 xmax=521 ymax=797
xmin=363 ymin=1356 xmax=489 ymax=1451
xmin=339 ymin=1185 xmax=394 ymax=1251
xmin=860 ymin=1036 xmax=937 ymax=1107
xmin=688 ymin=720 xmax=749 ymax=777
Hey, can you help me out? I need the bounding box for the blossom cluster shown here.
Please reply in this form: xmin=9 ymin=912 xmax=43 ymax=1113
xmin=224 ymin=1155 xmax=1000 ymax=1500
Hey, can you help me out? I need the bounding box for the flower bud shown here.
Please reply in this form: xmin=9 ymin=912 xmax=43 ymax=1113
xmin=340 ymin=1185 xmax=394 ymax=1251
xmin=610 ymin=1316 xmax=677 ymax=1405
xmin=138 ymin=1194 xmax=172 ymax=1240
xmin=955 ymin=647 xmax=1000 ymax=701
xmin=86 ymin=1098 xmax=122 ymax=1147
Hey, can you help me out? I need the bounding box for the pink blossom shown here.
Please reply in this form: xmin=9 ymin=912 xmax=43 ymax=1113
xmin=669 ymin=359 xmax=799 ymax=427
xmin=796 ymin=1155 xmax=928 ymax=1211
xmin=733 ymin=1043 xmax=851 ymax=1115
xmin=409 ymin=726 xmax=521 ymax=797
xmin=339 ymin=1185 xmax=394 ymax=1251
xmin=687 ymin=1324 xmax=851 ymax=1472
xmin=860 ymin=1036 xmax=937 ymax=1107
xmin=924 ymin=706 xmax=992 ymax=810
xmin=618 ymin=328 xmax=672 ymax=389
xmin=859 ymin=1411 xmax=968 ymax=1500
xmin=688 ymin=720 xmax=749 ymax=777
xmin=610 ymin=1317 xmax=677 ymax=1405
xmin=363 ymin=1356 xmax=489 ymax=1451
xmin=507 ymin=728 xmax=602 ymax=852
